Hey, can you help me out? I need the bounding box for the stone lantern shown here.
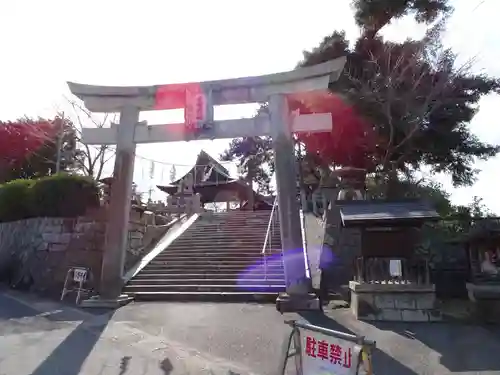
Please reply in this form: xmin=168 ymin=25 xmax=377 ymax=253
xmin=333 ymin=167 xmax=367 ymax=201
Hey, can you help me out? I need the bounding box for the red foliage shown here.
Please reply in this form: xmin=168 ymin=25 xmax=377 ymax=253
xmin=0 ymin=118 xmax=59 ymax=167
xmin=288 ymin=91 xmax=377 ymax=170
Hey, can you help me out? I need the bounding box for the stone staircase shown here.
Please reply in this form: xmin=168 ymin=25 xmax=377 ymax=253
xmin=123 ymin=210 xmax=285 ymax=301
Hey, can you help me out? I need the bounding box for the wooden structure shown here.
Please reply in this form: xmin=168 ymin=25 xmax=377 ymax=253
xmin=157 ymin=150 xmax=273 ymax=210
xmin=343 ymin=200 xmax=442 ymax=322
xmin=341 ymin=200 xmax=439 ymax=261
xmin=463 ymin=219 xmax=500 ymax=283
xmin=464 ymin=218 xmax=500 ymax=322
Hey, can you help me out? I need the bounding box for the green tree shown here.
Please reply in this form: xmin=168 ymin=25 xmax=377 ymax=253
xmin=222 ymin=0 xmax=499 ymax=194
xmin=220 ymin=136 xmax=274 ymax=195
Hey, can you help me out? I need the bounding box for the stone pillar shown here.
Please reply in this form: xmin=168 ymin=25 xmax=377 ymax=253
xmin=97 ymin=106 xmax=139 ymax=304
xmin=193 ymin=193 xmax=202 ymax=213
xmin=269 ymin=95 xmax=317 ymax=311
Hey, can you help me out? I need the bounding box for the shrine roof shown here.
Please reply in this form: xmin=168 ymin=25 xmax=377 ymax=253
xmin=170 ymin=150 xmax=232 ymax=186
xmin=339 ymin=200 xmax=439 ymax=227
xmin=157 ymin=178 xmax=240 ymax=193
xmin=463 ymin=218 xmax=500 ymax=243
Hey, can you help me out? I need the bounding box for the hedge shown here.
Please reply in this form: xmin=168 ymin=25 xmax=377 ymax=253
xmin=0 ymin=174 xmax=100 ymax=223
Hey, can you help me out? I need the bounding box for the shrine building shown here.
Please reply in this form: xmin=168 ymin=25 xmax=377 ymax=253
xmin=157 ymin=150 xmax=273 ymax=211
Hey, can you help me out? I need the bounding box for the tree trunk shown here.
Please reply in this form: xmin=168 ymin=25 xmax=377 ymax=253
xmin=247 ymin=172 xmax=255 ymax=211
xmin=385 ymin=166 xmax=401 ymax=200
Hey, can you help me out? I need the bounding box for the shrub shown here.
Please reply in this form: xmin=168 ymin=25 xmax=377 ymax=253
xmin=0 ymin=173 xmax=100 ymax=222
xmin=0 ymin=179 xmax=35 ymax=223
xmin=30 ymin=174 xmax=100 ymax=218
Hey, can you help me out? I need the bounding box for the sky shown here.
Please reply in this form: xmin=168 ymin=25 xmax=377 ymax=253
xmin=0 ymin=0 xmax=499 ymax=211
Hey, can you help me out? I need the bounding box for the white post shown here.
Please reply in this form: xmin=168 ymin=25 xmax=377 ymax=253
xmin=99 ymin=106 xmax=139 ymax=301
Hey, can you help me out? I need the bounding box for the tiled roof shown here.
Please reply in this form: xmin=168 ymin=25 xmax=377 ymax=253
xmin=339 ymin=200 xmax=439 ymax=225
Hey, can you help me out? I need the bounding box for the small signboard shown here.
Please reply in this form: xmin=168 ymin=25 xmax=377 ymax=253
xmin=60 ymin=267 xmax=92 ymax=304
xmin=278 ymin=320 xmax=374 ymax=375
xmin=73 ymin=268 xmax=88 ymax=282
xmin=302 ymin=329 xmax=357 ymax=374
xmin=185 ymin=87 xmax=206 ymax=129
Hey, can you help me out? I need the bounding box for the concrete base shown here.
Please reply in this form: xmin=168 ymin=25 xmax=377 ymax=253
xmin=275 ymin=292 xmax=321 ymax=313
xmin=349 ymin=281 xmax=441 ymax=322
xmin=466 ymin=282 xmax=500 ymax=323
xmin=466 ymin=282 xmax=500 ymax=301
xmin=80 ymin=294 xmax=134 ymax=308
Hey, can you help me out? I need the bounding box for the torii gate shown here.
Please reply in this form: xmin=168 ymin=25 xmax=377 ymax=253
xmin=68 ymin=56 xmax=346 ymax=309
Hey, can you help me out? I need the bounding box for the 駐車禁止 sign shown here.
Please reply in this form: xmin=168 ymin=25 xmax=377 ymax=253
xmin=277 ymin=320 xmax=374 ymax=375
xmin=301 ymin=329 xmax=363 ymax=375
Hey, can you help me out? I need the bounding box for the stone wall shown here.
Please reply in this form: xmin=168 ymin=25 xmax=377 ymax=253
xmin=0 ymin=212 xmax=105 ymax=295
xmin=350 ymin=281 xmax=442 ymax=322
xmin=320 ymin=202 xmax=362 ymax=293
xmin=303 ymin=212 xmax=325 ymax=290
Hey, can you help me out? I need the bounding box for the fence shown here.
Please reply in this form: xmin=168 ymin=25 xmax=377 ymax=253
xmin=354 ymin=257 xmax=431 ymax=285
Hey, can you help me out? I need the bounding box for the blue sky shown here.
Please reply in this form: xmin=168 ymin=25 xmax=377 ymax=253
xmin=0 ymin=0 xmax=499 ymax=211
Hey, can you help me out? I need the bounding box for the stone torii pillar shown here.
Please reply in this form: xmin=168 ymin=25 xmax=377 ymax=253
xmin=67 ymin=57 xmax=346 ymax=309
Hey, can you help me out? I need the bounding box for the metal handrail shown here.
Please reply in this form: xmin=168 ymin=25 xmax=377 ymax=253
xmin=299 ymin=209 xmax=311 ymax=279
xmin=262 ymin=197 xmax=278 ymax=280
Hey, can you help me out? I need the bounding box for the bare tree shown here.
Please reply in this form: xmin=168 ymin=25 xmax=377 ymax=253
xmin=66 ymin=99 xmax=117 ymax=181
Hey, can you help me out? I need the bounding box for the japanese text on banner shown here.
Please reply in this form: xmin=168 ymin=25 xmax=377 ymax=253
xmin=302 ymin=331 xmax=355 ymax=375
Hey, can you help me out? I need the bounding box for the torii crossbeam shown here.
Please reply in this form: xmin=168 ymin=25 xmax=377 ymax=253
xmin=68 ymin=57 xmax=346 ymax=309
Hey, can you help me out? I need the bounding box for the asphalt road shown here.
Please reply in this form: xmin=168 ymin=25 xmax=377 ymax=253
xmin=115 ymin=301 xmax=500 ymax=375
xmin=0 ymin=290 xmax=259 ymax=375
xmin=2 ymin=289 xmax=500 ymax=375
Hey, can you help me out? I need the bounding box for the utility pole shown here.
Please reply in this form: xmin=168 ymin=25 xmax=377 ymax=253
xmin=55 ymin=112 xmax=64 ymax=173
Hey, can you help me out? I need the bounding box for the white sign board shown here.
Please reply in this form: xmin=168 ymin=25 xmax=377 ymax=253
xmin=73 ymin=268 xmax=88 ymax=282
xmin=301 ymin=328 xmax=360 ymax=375
xmin=185 ymin=87 xmax=206 ymax=128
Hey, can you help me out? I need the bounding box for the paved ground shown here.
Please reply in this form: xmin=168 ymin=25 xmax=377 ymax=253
xmin=114 ymin=301 xmax=500 ymax=375
xmin=2 ymin=289 xmax=500 ymax=374
xmin=0 ymin=290 xmax=259 ymax=375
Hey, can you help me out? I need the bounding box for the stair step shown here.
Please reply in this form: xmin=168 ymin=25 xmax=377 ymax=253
xmin=171 ymin=239 xmax=280 ymax=245
xmin=175 ymin=232 xmax=280 ymax=237
xmin=123 ymin=210 xmax=284 ymax=302
xmin=147 ymin=259 xmax=284 ymax=265
xmin=165 ymin=248 xmax=275 ymax=253
xmin=153 ymin=254 xmax=282 ymax=259
xmin=193 ymin=220 xmax=271 ymax=224
xmin=133 ymin=273 xmax=286 ymax=279
xmin=140 ymin=264 xmax=284 ymax=269
xmin=148 ymin=261 xmax=260 ymax=266
xmin=153 ymin=256 xmax=264 ymax=261
xmin=141 ymin=264 xmax=285 ymax=275
xmin=128 ymin=291 xmax=281 ymax=303
xmin=169 ymin=241 xmax=271 ymax=247
xmin=170 ymin=238 xmax=280 ymax=244
xmin=172 ymin=235 xmax=270 ymax=241
xmin=127 ymin=278 xmax=286 ymax=285
xmin=155 ymin=250 xmax=280 ymax=256
xmin=182 ymin=225 xmax=270 ymax=229
xmin=124 ymin=284 xmax=286 ymax=293
xmin=144 ymin=262 xmax=283 ymax=271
